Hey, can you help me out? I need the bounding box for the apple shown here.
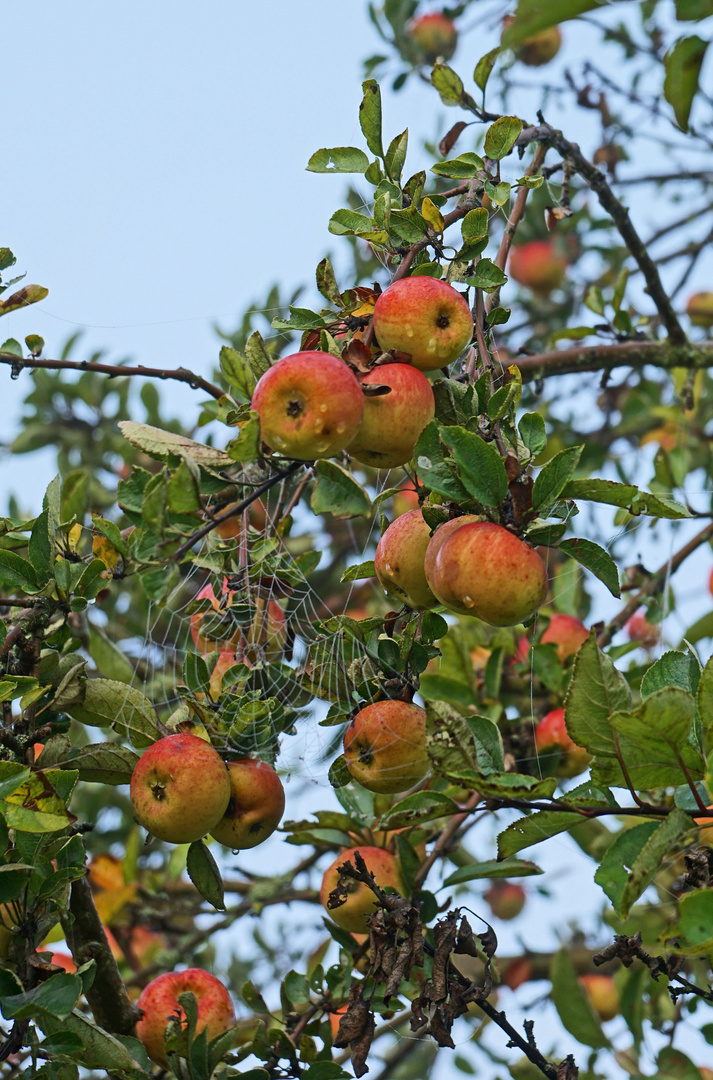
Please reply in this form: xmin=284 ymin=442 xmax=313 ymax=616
xmin=423 ymin=514 xmax=481 ymax=584
xmin=515 ymin=28 xmax=562 ymax=66
xmin=212 ymin=499 xmax=267 ymax=540
xmin=210 ymin=758 xmax=285 ymax=849
xmin=508 ymin=241 xmax=567 ymax=295
xmin=686 ymin=292 xmax=713 ymax=328
xmin=534 ymin=708 xmax=591 ymax=779
xmin=698 ymin=1069 xmax=713 ymax=1080
xmin=319 ymin=846 xmax=406 ymax=932
xmin=694 ymin=804 xmax=713 ymax=845
xmin=130 ymin=733 xmax=231 ymax=844
xmin=375 ymin=509 xmax=437 ymax=610
xmin=540 ymin=614 xmax=589 ymax=662
xmin=428 ymin=522 xmax=548 ymax=626
xmin=136 ymin=968 xmax=236 ymax=1068
xmin=484 ymin=881 xmax=526 ymax=921
xmin=578 ymin=974 xmax=619 ymax=1022
xmin=625 ymin=610 xmax=660 ymax=648
xmin=343 ymin=700 xmax=429 ymax=794
xmin=251 ymin=350 xmax=364 ymax=460
xmin=347 ymin=364 xmax=435 ymax=469
xmin=372 ymin=278 xmax=473 ymax=372
xmin=407 ymin=12 xmax=458 ymax=63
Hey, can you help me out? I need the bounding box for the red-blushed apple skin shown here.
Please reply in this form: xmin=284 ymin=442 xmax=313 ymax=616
xmin=625 ymin=611 xmax=660 ymax=648
xmin=251 ymin=351 xmax=364 ymax=460
xmin=408 ymin=12 xmax=458 ymax=62
xmin=210 ymin=758 xmax=285 ymax=849
xmin=430 ymin=522 xmax=548 ymax=626
xmin=686 ymin=292 xmax=713 ymax=328
xmin=534 ymin=708 xmax=591 ymax=779
xmin=319 ymin=846 xmax=406 ymax=933
xmin=372 ymin=278 xmax=473 ymax=372
xmin=348 ymin=364 xmax=435 ymax=469
xmin=578 ymin=974 xmax=620 ymax=1022
xmin=540 ymin=614 xmax=589 ymax=662
xmin=484 ymin=881 xmax=526 ymax=921
xmin=391 ymin=483 xmax=421 ymax=518
xmin=130 ymin=734 xmax=231 ymax=844
xmin=695 ymin=804 xmax=713 ymax=845
xmin=343 ymin=700 xmax=429 ymax=794
xmin=423 ymin=515 xmax=481 ymax=586
xmin=508 ymin=241 xmax=567 ymax=294
xmin=136 ymin=968 xmax=236 ymax=1068
xmin=375 ymin=509 xmax=437 ymax=610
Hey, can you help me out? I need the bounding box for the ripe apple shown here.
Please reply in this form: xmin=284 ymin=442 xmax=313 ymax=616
xmin=540 ymin=614 xmax=589 ymax=662
xmin=372 ymin=278 xmax=473 ymax=372
xmin=130 ymin=733 xmax=231 ymax=844
xmin=347 ymin=364 xmax=435 ymax=469
xmin=428 ymin=522 xmax=548 ymax=626
xmin=514 ymin=27 xmax=562 ymax=66
xmin=319 ymin=846 xmax=406 ymax=932
xmin=484 ymin=881 xmax=526 ymax=921
xmin=534 ymin=708 xmax=591 ymax=779
xmin=423 ymin=514 xmax=481 ymax=584
xmin=694 ymin=803 xmax=713 ymax=845
xmin=578 ymin=974 xmax=619 ymax=1022
xmin=343 ymin=700 xmax=429 ymax=794
xmin=210 ymin=758 xmax=285 ymax=849
xmin=136 ymin=968 xmax=236 ymax=1068
xmin=251 ymin=351 xmax=364 ymax=460
xmin=508 ymin=241 xmax=567 ymax=295
xmin=407 ymin=12 xmax=458 ymax=63
xmin=625 ymin=610 xmax=660 ymax=648
xmin=375 ymin=509 xmax=437 ymax=610
xmin=212 ymin=499 xmax=267 ymax=540
xmin=686 ymin=292 xmax=713 ymax=328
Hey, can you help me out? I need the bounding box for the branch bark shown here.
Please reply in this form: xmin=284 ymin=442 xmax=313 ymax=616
xmin=513 ymin=340 xmax=713 ymax=383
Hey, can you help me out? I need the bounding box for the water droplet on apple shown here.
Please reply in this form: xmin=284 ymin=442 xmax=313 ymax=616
xmin=384 ymin=562 xmax=393 ymax=573
xmin=336 ymin=422 xmax=347 ymax=434
xmin=405 ymin=324 xmax=414 ymax=338
xmin=274 ymin=436 xmax=287 ymax=449
xmin=231 ymin=848 xmax=241 ymax=856
xmin=313 ymin=419 xmax=324 ymax=432
xmin=427 ymin=338 xmax=437 ymax=352
xmin=318 ymin=403 xmax=328 ymax=413
xmin=462 ymin=595 xmax=476 ymax=608
xmin=316 ymin=440 xmax=330 ymax=453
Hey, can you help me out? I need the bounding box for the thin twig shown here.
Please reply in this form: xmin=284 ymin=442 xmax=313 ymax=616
xmin=486 ymin=143 xmax=548 ymax=314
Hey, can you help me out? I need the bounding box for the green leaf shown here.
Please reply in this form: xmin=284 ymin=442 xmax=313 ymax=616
xmin=384 ymin=128 xmax=409 ymax=181
xmin=517 ymin=174 xmax=544 ymax=189
xmin=431 ymin=63 xmax=467 ymax=107
xmin=328 ymin=754 xmax=351 ymax=789
xmin=426 ymin=701 xmax=505 ymax=780
xmin=0 ymin=762 xmax=31 ymax=802
xmin=483 ymin=116 xmax=523 ymax=160
xmin=483 ymin=180 xmax=511 ymax=206
xmin=565 ymin=632 xmax=631 ymax=759
xmin=306 ymin=146 xmax=370 ymax=173
xmin=430 ymin=152 xmax=485 ymax=178
xmin=440 ymin=426 xmax=509 ymax=507
xmin=670 ymin=888 xmax=713 ymax=955
xmin=558 ymin=537 xmax=620 ymax=598
xmin=360 ymin=80 xmax=384 ymax=158
xmin=675 ymin=0 xmax=713 ymax=18
xmin=118 ymin=422 xmax=233 ymax=468
xmin=37 ymin=1011 xmax=147 ymax=1071
xmin=244 ymin=331 xmax=273 ymax=379
xmin=310 ymin=461 xmax=371 ymax=517
xmin=340 ymin=560 xmax=376 ymax=583
xmin=502 ymin=0 xmax=602 ymax=48
xmin=378 ymin=792 xmax=458 ymax=831
xmin=561 ymin=478 xmax=638 ymax=509
xmin=2 ymin=770 xmax=75 ymax=833
xmin=444 ymin=858 xmax=543 ymax=887
xmin=225 ymin=414 xmax=260 ymax=463
xmin=595 ymin=810 xmax=690 ymax=919
xmin=531 ymin=444 xmax=583 ymax=515
xmin=219 ymin=345 xmax=256 ymax=401
xmin=0 ymin=338 xmax=22 ymax=357
xmin=1 ymin=972 xmax=82 ymax=1021
xmin=88 ymin=625 xmax=134 ymax=684
xmin=641 ymin=650 xmax=699 ymax=699
xmin=0 ymin=550 xmax=39 ymax=592
xmin=67 ymin=679 xmax=160 ymax=748
xmin=187 ymin=840 xmax=226 ymax=910
xmin=270 ymin=306 xmax=326 ymax=331
xmin=550 ymin=948 xmax=609 ymax=1050
xmin=519 ymin=413 xmax=547 ymax=455
xmin=167 ymin=458 xmax=201 ymax=514
xmin=28 ymin=508 xmax=53 ymax=577
xmin=58 ymin=742 xmax=139 ymax=785
xmin=461 ymin=208 xmax=489 ymax=241
xmin=664 ymin=35 xmax=708 ymax=131
xmin=498 ymin=809 xmax=581 ymax=858
xmin=474 ymin=47 xmax=500 ymax=92
xmin=414 ymin=421 xmax=470 ymax=501
xmin=316 ymin=258 xmax=342 ymax=304
xmin=465 ymin=259 xmax=507 ymax=293
xmin=328 ymin=208 xmax=375 ymax=236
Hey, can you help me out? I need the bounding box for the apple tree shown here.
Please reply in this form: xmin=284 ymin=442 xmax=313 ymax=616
xmin=2 ymin=1 xmax=713 ymax=1078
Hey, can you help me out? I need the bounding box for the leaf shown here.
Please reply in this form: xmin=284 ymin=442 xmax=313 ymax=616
xmin=58 ymin=742 xmax=139 ymax=785
xmin=1 ymin=972 xmax=82 ymax=1021
xmin=316 ymin=258 xmax=342 ymax=305
xmin=440 ymin=426 xmax=508 ymax=507
xmin=37 ymin=1011 xmax=147 ymax=1071
xmin=384 ymin=128 xmax=408 ymax=181
xmin=0 ymin=550 xmax=38 ymax=592
xmin=642 ymin=650 xmax=699 ymax=699
xmin=474 ymin=47 xmax=500 ymax=92
xmin=565 ymin=632 xmax=631 ymax=759
xmin=340 ymin=560 xmax=376 ymax=583
xmin=430 ymin=152 xmax=485 ymax=178
xmin=414 ymin=421 xmax=470 ymax=501
xmin=465 ymin=259 xmax=508 ymax=293
xmin=558 ymin=538 xmax=621 ymax=598
xmin=219 ymin=346 xmax=256 ymax=401
xmin=168 ymin=458 xmax=202 ymax=514
xmin=360 ymin=80 xmax=384 ymax=158
xmin=595 ymin=810 xmax=690 ymax=919
xmin=328 ymin=209 xmax=375 ymax=236
xmin=664 ymin=35 xmax=708 ymax=131
xmin=431 ymin=63 xmax=467 ymax=106
xmin=444 ymin=858 xmax=543 ymax=887
xmin=244 ymin=331 xmax=273 ymax=379
xmin=306 ymin=147 xmax=370 ymax=173
xmin=421 ymin=197 xmax=445 ymax=233
xmin=426 ymin=701 xmax=505 ymax=779
xmin=226 ymin=415 xmax=261 ymax=463
xmin=28 ymin=508 xmax=53 ymax=577
xmin=67 ymin=679 xmax=160 ymax=748
xmin=118 ymin=422 xmax=233 ymax=468
xmin=671 ymin=888 xmax=713 ymax=955
xmin=270 ymin=306 xmax=326 ymax=331
xmin=550 ymin=948 xmax=609 ymax=1049
xmin=519 ymin=413 xmax=547 ymax=455
xmin=88 ymin=625 xmax=134 ymax=683
xmin=531 ymin=444 xmax=583 ymax=515
xmin=0 ymin=284 xmax=49 ymax=316
xmin=561 ymin=477 xmax=638 ymax=508
xmin=501 ymin=0 xmax=602 ymax=48
xmin=675 ymin=0 xmax=713 ymax=17
xmin=483 ymin=116 xmax=523 ymax=160
xmin=310 ymin=461 xmax=371 ymax=518
xmin=1 ymin=769 xmax=75 ymax=833
xmin=462 ymin=208 xmax=489 ymax=241
xmin=0 ymin=763 xmax=32 ymax=802
xmin=187 ymin=841 xmax=226 ymax=910
xmin=378 ymin=792 xmax=459 ymax=831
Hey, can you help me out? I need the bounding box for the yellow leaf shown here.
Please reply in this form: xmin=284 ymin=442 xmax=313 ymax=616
xmin=92 ymin=534 xmax=121 ymax=570
xmin=67 ymin=524 xmax=83 ymax=553
xmin=93 ymin=883 xmax=138 ymax=925
xmin=421 ymin=197 xmax=445 ymax=234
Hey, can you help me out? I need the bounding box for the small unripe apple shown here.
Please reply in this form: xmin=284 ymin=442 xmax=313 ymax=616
xmin=534 ymin=708 xmax=591 ymax=779
xmin=319 ymin=846 xmax=405 ymax=933
xmin=423 ymin=515 xmax=481 ymax=584
xmin=407 ymin=12 xmax=458 ymax=63
xmin=348 ymin=364 xmax=435 ymax=469
xmin=625 ymin=611 xmax=660 ymax=648
xmin=136 ymin=968 xmax=236 ymax=1068
xmin=540 ymin=614 xmax=589 ymax=662
xmin=578 ymin=974 xmax=619 ymax=1022
xmin=514 ymin=27 xmax=562 ymax=66
xmin=372 ymin=278 xmax=473 ymax=372
xmin=210 ymin=758 xmax=285 ymax=849
xmin=343 ymin=700 xmax=429 ymax=794
xmin=429 ymin=522 xmax=548 ymax=626
xmin=375 ymin=509 xmax=437 ymax=610
xmin=508 ymin=241 xmax=567 ymax=295
xmin=251 ymin=351 xmax=364 ymax=459
xmin=130 ymin=734 xmax=231 ymax=844
xmin=686 ymin=292 xmax=713 ymax=328
xmin=484 ymin=881 xmax=526 ymax=921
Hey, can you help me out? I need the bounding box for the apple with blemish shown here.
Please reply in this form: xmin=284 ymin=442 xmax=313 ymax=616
xmin=348 ymin=363 xmax=435 ymax=469
xmin=375 ymin=509 xmax=437 ymax=610
xmin=578 ymin=974 xmax=619 ymax=1021
xmin=534 ymin=708 xmax=591 ymax=779
xmin=130 ymin=733 xmax=231 ymax=844
xmin=136 ymin=968 xmax=236 ymax=1068
xmin=686 ymin=292 xmax=713 ymax=328
xmin=508 ymin=241 xmax=567 ymax=295
xmin=210 ymin=758 xmax=285 ymax=849
xmin=540 ymin=614 xmax=589 ymax=662
xmin=343 ymin=700 xmax=429 ymax=794
xmin=319 ymin=846 xmax=406 ymax=932
xmin=372 ymin=278 xmax=473 ymax=372
xmin=251 ymin=350 xmax=364 ymax=459
xmin=513 ymin=27 xmax=562 ymax=66
xmin=407 ymin=12 xmax=458 ymax=63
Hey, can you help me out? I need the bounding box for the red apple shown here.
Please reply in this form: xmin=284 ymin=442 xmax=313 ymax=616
xmin=540 ymin=614 xmax=589 ymax=662
xmin=534 ymin=708 xmax=591 ymax=779
xmin=423 ymin=515 xmax=481 ymax=585
xmin=408 ymin=12 xmax=458 ymax=63
xmin=343 ymin=700 xmax=429 ymax=794
xmin=578 ymin=974 xmax=619 ymax=1022
xmin=348 ymin=364 xmax=435 ymax=469
xmin=686 ymin=292 xmax=713 ymax=328
xmin=212 ymin=499 xmax=267 ymax=540
xmin=375 ymin=509 xmax=437 ymax=610
xmin=694 ymin=803 xmax=713 ymax=845
xmin=136 ymin=968 xmax=236 ymax=1068
xmin=484 ymin=881 xmax=526 ymax=921
xmin=319 ymin=846 xmax=406 ymax=933
xmin=251 ymin=351 xmax=364 ymax=459
xmin=428 ymin=522 xmax=548 ymax=626
xmin=130 ymin=734 xmax=231 ymax=844
xmin=625 ymin=610 xmax=660 ymax=648
xmin=210 ymin=758 xmax=285 ymax=849
xmin=372 ymin=278 xmax=473 ymax=372
xmin=508 ymin=241 xmax=567 ymax=295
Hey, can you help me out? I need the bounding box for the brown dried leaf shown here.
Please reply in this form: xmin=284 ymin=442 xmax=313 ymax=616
xmin=439 ymin=121 xmax=469 ymax=158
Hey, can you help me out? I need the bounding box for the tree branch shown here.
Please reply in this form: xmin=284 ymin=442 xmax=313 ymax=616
xmin=513 ymin=340 xmax=713 ymax=383
xmin=487 ymin=143 xmax=548 ymax=315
